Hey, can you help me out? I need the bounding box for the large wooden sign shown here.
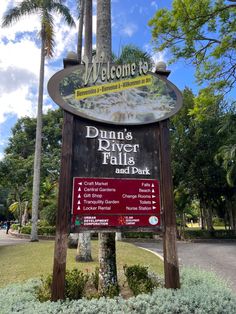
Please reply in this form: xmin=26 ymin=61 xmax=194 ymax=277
xmin=48 ymin=60 xmax=182 ymax=232
xmin=49 ymin=59 xmax=182 ymax=299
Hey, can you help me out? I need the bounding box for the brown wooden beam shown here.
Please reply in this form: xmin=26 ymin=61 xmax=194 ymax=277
xmin=51 ymin=111 xmax=74 ymax=301
xmin=158 ymin=119 xmax=180 ymax=289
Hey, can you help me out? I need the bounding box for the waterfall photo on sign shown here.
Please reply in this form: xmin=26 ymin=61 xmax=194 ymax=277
xmin=48 ymin=60 xmax=182 ymax=125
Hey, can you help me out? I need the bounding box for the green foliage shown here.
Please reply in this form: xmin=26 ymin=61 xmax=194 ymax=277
xmin=11 ymin=223 xmax=20 ymax=230
xmin=20 ymin=225 xmax=31 ymax=234
xmin=215 ymin=111 xmax=236 ymax=187
xmin=171 ymin=88 xmax=229 ymax=230
xmin=36 ymin=276 xmax=52 ymax=302
xmin=124 ymin=264 xmax=160 ymax=296
xmin=1 ymin=268 xmax=236 ymax=313
xmin=123 ymin=232 xmax=154 ymax=239
xmin=115 ymin=44 xmax=154 ymax=69
xmin=37 ymin=269 xmax=89 ymax=302
xmin=103 ymin=284 xmax=120 ymax=299
xmin=65 ymin=269 xmax=89 ymax=300
xmin=182 ymin=229 xmax=236 ymax=239
xmin=2 ymin=0 xmax=75 ymax=58
xmin=19 ymin=225 xmax=55 ymax=236
xmin=0 ymin=109 xmax=63 ymax=226
xmin=149 ymin=0 xmax=236 ymax=93
xmin=91 ymin=267 xmax=99 ymax=290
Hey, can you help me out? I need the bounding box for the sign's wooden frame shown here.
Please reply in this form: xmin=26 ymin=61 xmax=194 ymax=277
xmin=51 ymin=66 xmax=180 ymax=301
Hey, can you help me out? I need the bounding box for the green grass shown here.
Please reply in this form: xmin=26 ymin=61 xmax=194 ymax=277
xmin=0 ymin=240 xmax=163 ymax=288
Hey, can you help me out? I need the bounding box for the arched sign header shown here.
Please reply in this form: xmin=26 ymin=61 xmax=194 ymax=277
xmin=48 ymin=62 xmax=182 ymax=125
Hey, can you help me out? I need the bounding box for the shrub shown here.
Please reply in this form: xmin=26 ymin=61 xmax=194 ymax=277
xmin=37 ymin=268 xmax=89 ymax=302
xmin=183 ymin=229 xmax=236 ymax=239
xmin=123 ymin=232 xmax=154 ymax=239
xmin=65 ymin=269 xmax=89 ymax=300
xmin=212 ymin=217 xmax=225 ymax=226
xmin=36 ymin=276 xmax=52 ymax=302
xmin=0 ymin=268 xmax=236 ymax=313
xmin=91 ymin=267 xmax=99 ymax=290
xmin=37 ymin=220 xmax=50 ymax=227
xmin=124 ymin=264 xmax=160 ymax=296
xmin=19 ymin=225 xmax=55 ymax=236
xmin=20 ymin=225 xmax=31 ymax=234
xmin=11 ymin=223 xmax=20 ymax=231
xmin=37 ymin=226 xmax=55 ymax=236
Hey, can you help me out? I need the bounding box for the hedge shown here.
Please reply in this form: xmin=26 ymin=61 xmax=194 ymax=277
xmin=0 ymin=268 xmax=235 ymax=313
xmin=182 ymin=229 xmax=236 ymax=239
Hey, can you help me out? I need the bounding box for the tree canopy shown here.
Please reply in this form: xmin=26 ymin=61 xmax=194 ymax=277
xmin=149 ymin=0 xmax=236 ymax=93
xmin=170 ymin=88 xmax=235 ymax=231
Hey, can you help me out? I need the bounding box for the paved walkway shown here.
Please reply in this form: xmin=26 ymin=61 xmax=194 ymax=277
xmin=0 ymin=229 xmax=28 ymax=246
xmin=133 ymin=239 xmax=236 ymax=293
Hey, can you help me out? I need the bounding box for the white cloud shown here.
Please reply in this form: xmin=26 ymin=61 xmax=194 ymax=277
xmin=0 ymin=86 xmax=35 ymax=123
xmin=151 ymin=1 xmax=158 ymax=10
xmin=152 ymin=51 xmax=168 ymax=64
xmin=0 ymin=152 xmax=4 ymax=161
xmin=143 ymin=43 xmax=169 ymax=70
xmin=0 ymin=0 xmax=79 ymax=156
xmin=121 ymin=23 xmax=138 ymax=37
xmin=0 ymin=0 xmax=79 ymax=125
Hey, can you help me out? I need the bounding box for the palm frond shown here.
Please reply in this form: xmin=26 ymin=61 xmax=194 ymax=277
xmin=115 ymin=44 xmax=154 ymax=68
xmin=9 ymin=202 xmax=19 ymax=213
xmin=41 ymin=11 xmax=55 ymax=58
xmin=52 ymin=2 xmax=76 ymax=27
xmin=2 ymin=0 xmax=38 ymax=27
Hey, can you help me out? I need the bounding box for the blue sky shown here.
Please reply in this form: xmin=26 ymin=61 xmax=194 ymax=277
xmin=0 ymin=0 xmax=197 ymax=159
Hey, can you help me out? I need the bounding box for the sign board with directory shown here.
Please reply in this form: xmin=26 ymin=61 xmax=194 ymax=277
xmin=72 ymin=177 xmax=160 ymax=229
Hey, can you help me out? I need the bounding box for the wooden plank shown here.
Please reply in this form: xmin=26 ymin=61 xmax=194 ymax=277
xmin=158 ymin=119 xmax=180 ymax=289
xmin=51 ymin=111 xmax=74 ymax=301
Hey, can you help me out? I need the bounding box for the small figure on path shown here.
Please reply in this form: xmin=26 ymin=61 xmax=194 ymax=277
xmin=6 ymin=220 xmax=11 ymax=234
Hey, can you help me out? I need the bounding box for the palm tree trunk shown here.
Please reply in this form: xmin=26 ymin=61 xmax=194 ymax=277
xmin=84 ymin=0 xmax=93 ymax=62
xmin=98 ymin=232 xmax=118 ymax=294
xmin=22 ymin=201 xmax=29 ymax=226
xmin=77 ymin=0 xmax=84 ymax=63
xmin=30 ymin=27 xmax=45 ymax=242
xmin=97 ymin=0 xmax=111 ymax=61
xmin=75 ymin=0 xmax=93 ymax=263
xmin=76 ymin=232 xmax=92 ymax=261
xmin=16 ymin=191 xmax=23 ymax=228
xmin=96 ymin=0 xmax=118 ymax=295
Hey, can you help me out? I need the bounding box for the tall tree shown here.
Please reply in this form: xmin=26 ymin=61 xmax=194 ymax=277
xmin=84 ymin=0 xmax=93 ymax=62
xmin=2 ymin=0 xmax=75 ymax=241
xmin=0 ymin=109 xmax=63 ymax=226
xmin=76 ymin=0 xmax=93 ymax=263
xmin=170 ymin=88 xmax=227 ymax=230
xmin=77 ymin=0 xmax=84 ymax=63
xmin=96 ymin=0 xmax=118 ymax=296
xmin=149 ymin=0 xmax=236 ymax=94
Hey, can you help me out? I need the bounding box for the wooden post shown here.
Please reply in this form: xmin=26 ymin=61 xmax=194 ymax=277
xmin=51 ymin=111 xmax=74 ymax=301
xmin=159 ymin=119 xmax=180 ymax=289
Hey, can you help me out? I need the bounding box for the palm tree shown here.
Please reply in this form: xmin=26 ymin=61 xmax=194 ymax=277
xmin=76 ymin=0 xmax=93 ymax=263
xmin=77 ymin=0 xmax=84 ymax=63
xmin=2 ymin=0 xmax=75 ymax=241
xmin=84 ymin=0 xmax=93 ymax=62
xmin=96 ymin=0 xmax=119 ymax=296
xmin=115 ymin=44 xmax=154 ymax=68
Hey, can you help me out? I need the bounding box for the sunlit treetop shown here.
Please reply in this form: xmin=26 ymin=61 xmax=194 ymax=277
xmin=149 ymin=0 xmax=236 ymax=94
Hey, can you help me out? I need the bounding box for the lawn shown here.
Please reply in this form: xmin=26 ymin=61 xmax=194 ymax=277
xmin=0 ymin=240 xmax=163 ymax=288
